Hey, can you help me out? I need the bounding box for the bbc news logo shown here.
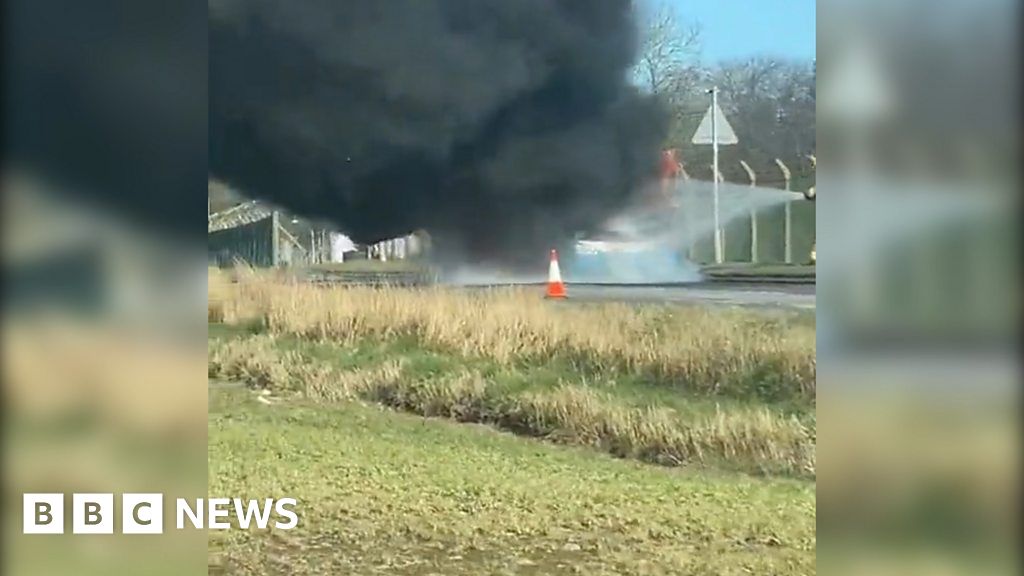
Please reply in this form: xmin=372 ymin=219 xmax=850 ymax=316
xmin=23 ymin=494 xmax=298 ymax=534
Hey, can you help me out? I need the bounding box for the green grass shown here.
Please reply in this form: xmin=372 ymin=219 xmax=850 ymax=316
xmin=209 ymin=276 xmax=815 ymax=572
xmin=215 ymin=323 xmax=811 ymax=418
xmin=209 ymin=386 xmax=815 ymax=575
xmin=209 ymin=327 xmax=815 ymax=477
xmin=702 ymin=263 xmax=816 ymax=278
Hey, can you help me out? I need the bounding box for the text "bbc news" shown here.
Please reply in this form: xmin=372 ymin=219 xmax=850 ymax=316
xmin=23 ymin=494 xmax=299 ymax=534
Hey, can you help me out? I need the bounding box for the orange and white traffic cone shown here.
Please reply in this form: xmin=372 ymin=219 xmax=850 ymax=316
xmin=545 ymin=249 xmax=567 ymax=299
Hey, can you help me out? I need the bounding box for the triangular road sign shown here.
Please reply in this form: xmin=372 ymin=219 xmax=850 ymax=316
xmin=691 ymin=103 xmax=738 ymax=145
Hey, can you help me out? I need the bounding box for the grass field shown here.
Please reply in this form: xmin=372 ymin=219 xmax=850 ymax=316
xmin=701 ymin=263 xmax=816 ymax=279
xmin=209 ymin=386 xmax=815 ymax=575
xmin=208 ymin=267 xmax=816 ymax=574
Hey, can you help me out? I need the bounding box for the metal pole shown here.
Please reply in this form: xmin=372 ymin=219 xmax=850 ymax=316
xmin=739 ymin=160 xmax=757 ymax=263
xmin=711 ymin=87 xmax=722 ymax=264
xmin=270 ymin=211 xmax=281 ymax=267
xmin=775 ymin=158 xmax=793 ymax=264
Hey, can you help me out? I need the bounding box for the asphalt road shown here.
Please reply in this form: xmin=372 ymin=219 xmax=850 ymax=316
xmin=560 ymin=282 xmax=815 ymax=310
xmin=304 ymin=271 xmax=816 ymax=310
xmin=456 ymin=281 xmax=816 ymax=310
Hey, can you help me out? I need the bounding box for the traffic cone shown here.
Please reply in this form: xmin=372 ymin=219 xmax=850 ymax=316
xmin=545 ymin=249 xmax=567 ymax=299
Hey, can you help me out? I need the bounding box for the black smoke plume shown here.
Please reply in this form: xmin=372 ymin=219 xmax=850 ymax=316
xmin=5 ymin=0 xmax=208 ymax=238
xmin=210 ymin=0 xmax=666 ymax=268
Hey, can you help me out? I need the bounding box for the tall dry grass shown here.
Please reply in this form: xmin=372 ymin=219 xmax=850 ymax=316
xmin=209 ymin=336 xmax=815 ymax=476
xmin=210 ymin=266 xmax=815 ymax=403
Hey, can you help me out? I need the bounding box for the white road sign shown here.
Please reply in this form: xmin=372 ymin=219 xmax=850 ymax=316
xmin=691 ymin=103 xmax=738 ymax=145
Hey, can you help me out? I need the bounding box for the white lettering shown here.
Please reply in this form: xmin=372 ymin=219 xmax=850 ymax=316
xmin=274 ymin=498 xmax=298 ymax=530
xmin=208 ymin=498 xmax=231 ymax=530
xmin=233 ymin=498 xmax=274 ymax=529
xmin=176 ymin=498 xmax=204 ymax=530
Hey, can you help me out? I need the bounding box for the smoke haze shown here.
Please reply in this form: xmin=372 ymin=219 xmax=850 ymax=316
xmin=210 ymin=0 xmax=666 ymax=268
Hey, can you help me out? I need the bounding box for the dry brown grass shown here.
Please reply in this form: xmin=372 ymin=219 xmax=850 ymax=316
xmin=209 ymin=335 xmax=815 ymax=476
xmin=210 ymin=266 xmax=815 ymax=402
xmin=209 ymin=266 xmax=816 ymax=474
xmin=208 ymin=266 xmax=229 ymax=323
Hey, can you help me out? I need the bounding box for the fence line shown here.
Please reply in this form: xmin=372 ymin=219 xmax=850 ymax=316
xmin=675 ymin=157 xmax=815 ymax=265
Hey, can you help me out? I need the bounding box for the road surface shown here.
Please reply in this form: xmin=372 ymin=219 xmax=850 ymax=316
xmin=304 ymin=271 xmax=816 ymax=310
xmin=456 ymin=281 xmax=815 ymax=310
xmin=560 ymin=282 xmax=815 ymax=310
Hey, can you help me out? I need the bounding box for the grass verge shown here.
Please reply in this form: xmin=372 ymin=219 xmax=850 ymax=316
xmin=209 ymin=386 xmax=815 ymax=575
xmin=210 ymin=267 xmax=815 ymax=404
xmin=701 ymin=263 xmax=816 ymax=278
xmin=209 ymin=330 xmax=814 ymax=477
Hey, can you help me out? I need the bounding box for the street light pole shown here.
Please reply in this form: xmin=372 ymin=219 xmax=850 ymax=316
xmin=710 ymin=86 xmax=722 ymax=264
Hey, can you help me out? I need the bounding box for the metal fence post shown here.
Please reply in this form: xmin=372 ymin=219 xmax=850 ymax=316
xmin=711 ymin=163 xmax=726 ymax=260
xmin=269 ymin=211 xmax=280 ymax=267
xmin=739 ymin=160 xmax=758 ymax=263
xmin=775 ymin=158 xmax=793 ymax=264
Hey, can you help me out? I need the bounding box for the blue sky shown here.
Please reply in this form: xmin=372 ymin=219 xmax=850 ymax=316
xmin=642 ymin=0 xmax=816 ymax=63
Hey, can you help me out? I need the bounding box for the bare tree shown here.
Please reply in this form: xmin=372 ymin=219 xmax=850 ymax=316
xmin=632 ymin=5 xmax=814 ymax=184
xmin=635 ymin=2 xmax=702 ymax=99
xmin=712 ymin=58 xmax=816 ymax=164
